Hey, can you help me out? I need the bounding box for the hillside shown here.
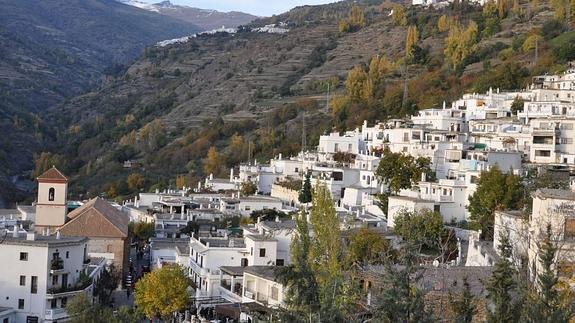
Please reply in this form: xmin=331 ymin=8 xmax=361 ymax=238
xmin=0 ymin=0 xmax=202 ymax=206
xmin=21 ymin=0 xmax=575 ymax=201
xmin=118 ymin=0 xmax=258 ymax=30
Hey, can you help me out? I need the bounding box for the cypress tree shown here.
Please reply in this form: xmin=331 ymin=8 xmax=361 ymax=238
xmin=373 ymin=244 xmax=433 ymax=323
xmin=299 ymin=172 xmax=312 ymax=203
xmin=449 ymin=276 xmax=476 ymax=323
xmin=523 ymin=223 xmax=573 ymax=323
xmin=485 ymin=231 xmax=521 ymax=323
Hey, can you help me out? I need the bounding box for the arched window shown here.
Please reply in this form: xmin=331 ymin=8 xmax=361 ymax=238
xmin=48 ymin=187 xmax=55 ymax=201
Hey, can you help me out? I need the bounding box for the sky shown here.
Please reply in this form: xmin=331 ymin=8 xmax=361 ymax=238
xmin=150 ymin=0 xmax=340 ymax=16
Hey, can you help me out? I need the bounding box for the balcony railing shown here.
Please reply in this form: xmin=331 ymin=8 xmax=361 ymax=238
xmin=50 ymin=258 xmax=64 ymax=273
xmin=45 ymin=308 xmax=68 ymax=320
xmin=46 ymin=278 xmax=93 ymax=299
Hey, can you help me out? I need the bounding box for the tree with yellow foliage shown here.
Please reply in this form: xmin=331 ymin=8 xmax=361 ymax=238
xmin=437 ymin=15 xmax=451 ymax=32
xmin=135 ymin=265 xmax=190 ymax=320
xmin=344 ymin=66 xmax=369 ymax=100
xmin=405 ymin=25 xmax=418 ymax=59
xmin=522 ymin=29 xmax=543 ymax=64
xmin=203 ymin=146 xmax=222 ymax=176
xmin=127 ymin=173 xmax=145 ymax=191
xmin=338 ymin=4 xmax=366 ymax=33
xmin=444 ymin=21 xmax=479 ymax=69
xmin=392 ymin=4 xmax=407 ymax=26
xmin=175 ymin=175 xmax=187 ymax=189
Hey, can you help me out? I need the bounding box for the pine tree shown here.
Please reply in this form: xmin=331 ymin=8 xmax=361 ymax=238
xmin=373 ymin=244 xmax=433 ymax=322
xmin=449 ymin=277 xmax=476 ymax=323
xmin=485 ymin=231 xmax=521 ymax=323
xmin=523 ymin=223 xmax=573 ymax=322
xmin=298 ymin=172 xmax=312 ymax=203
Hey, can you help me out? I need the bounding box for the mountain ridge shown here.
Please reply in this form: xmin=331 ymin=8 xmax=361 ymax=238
xmin=116 ymin=0 xmax=259 ymax=30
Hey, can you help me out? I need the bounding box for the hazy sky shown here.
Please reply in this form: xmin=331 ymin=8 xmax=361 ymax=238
xmin=150 ymin=0 xmax=339 ymax=16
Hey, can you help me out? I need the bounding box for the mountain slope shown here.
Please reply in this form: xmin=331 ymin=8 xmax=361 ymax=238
xmin=19 ymin=0 xmax=575 ymax=201
xmin=118 ymin=0 xmax=258 ymax=30
xmin=0 ymin=0 xmax=200 ymax=206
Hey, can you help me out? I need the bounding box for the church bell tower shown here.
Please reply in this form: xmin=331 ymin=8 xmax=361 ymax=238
xmin=35 ymin=166 xmax=68 ymax=233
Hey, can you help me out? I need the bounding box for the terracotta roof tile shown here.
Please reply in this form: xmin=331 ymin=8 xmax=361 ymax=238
xmin=37 ymin=167 xmax=68 ymax=182
xmin=59 ymin=197 xmax=129 ymax=238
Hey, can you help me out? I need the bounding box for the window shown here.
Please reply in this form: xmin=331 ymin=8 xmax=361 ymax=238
xmin=52 ymin=275 xmax=58 ymax=285
xmin=565 ymin=219 xmax=575 ymax=240
xmin=276 ymin=259 xmax=284 ymax=266
xmin=271 ymin=286 xmax=279 ymax=300
xmin=241 ymin=258 xmax=249 ymax=267
xmin=18 ymin=299 xmax=24 ymax=309
xmin=259 ymin=248 xmax=266 ymax=257
xmin=48 ymin=187 xmax=55 ymax=201
xmin=31 ymin=276 xmax=37 ymax=294
xmin=20 ymin=252 xmax=28 ymax=261
xmin=250 ymin=247 xmax=253 ymax=256
xmin=50 ymin=299 xmax=57 ymax=309
xmin=66 ymin=251 xmax=69 ymax=259
xmin=3 ymin=318 xmax=8 ymax=323
xmin=20 ymin=275 xmax=25 ymax=286
xmin=61 ymin=297 xmax=67 ymax=308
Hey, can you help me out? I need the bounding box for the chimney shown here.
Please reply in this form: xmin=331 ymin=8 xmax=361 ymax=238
xmin=12 ymin=225 xmax=18 ymax=238
xmin=230 ymin=168 xmax=234 ymax=182
xmin=26 ymin=232 xmax=36 ymax=241
xmin=209 ymin=173 xmax=214 ymax=180
xmin=56 ymin=231 xmax=61 ymax=240
xmin=275 ymin=216 xmax=280 ymax=222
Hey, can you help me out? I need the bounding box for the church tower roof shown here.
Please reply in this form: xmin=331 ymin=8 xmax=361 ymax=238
xmin=37 ymin=166 xmax=68 ymax=183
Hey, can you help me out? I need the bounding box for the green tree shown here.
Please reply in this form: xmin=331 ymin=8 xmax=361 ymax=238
xmin=510 ymin=96 xmax=525 ymax=115
xmin=373 ymin=244 xmax=433 ymax=322
xmin=376 ymin=148 xmax=434 ymax=194
xmin=346 ymin=228 xmax=389 ymax=265
xmin=523 ymin=224 xmax=574 ymax=322
xmin=134 ymin=265 xmax=190 ymax=320
xmin=275 ymin=211 xmax=321 ymax=321
xmin=240 ymin=181 xmax=257 ymax=196
xmin=93 ymin=265 xmax=120 ymax=305
xmin=393 ymin=209 xmax=444 ymax=252
xmin=449 ymin=277 xmax=477 ymax=323
xmin=299 ymin=172 xmax=312 ymax=203
xmin=485 ymin=231 xmax=522 ymax=323
xmin=130 ymin=222 xmax=155 ymax=241
xmin=468 ymin=166 xmax=524 ymax=240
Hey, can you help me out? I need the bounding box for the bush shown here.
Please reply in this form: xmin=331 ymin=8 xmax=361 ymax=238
xmin=541 ymin=19 xmax=566 ymax=40
xmin=551 ymin=31 xmax=575 ymax=62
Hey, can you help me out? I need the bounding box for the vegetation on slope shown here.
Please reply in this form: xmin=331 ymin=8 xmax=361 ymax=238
xmin=26 ymin=0 xmax=575 ymax=203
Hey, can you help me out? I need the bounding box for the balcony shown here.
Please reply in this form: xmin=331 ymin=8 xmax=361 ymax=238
xmin=50 ymin=258 xmax=65 ymax=274
xmin=189 ymin=258 xmax=209 ymax=277
xmin=46 ymin=278 xmax=93 ymax=300
xmin=45 ymin=308 xmax=68 ymax=321
xmin=244 ymin=289 xmax=255 ymax=300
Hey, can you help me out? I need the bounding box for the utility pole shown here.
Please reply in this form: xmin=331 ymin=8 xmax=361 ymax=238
xmin=326 ymin=82 xmax=331 ymax=110
xmin=301 ymin=111 xmax=307 ymax=153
